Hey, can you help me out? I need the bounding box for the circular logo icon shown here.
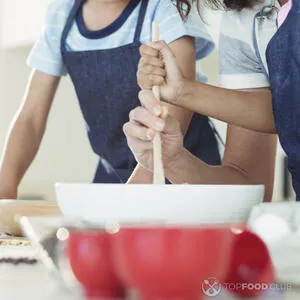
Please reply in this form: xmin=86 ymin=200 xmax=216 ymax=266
xmin=202 ymin=277 xmax=222 ymax=297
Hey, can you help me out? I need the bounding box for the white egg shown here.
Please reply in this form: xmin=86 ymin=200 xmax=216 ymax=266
xmin=249 ymin=213 xmax=291 ymax=244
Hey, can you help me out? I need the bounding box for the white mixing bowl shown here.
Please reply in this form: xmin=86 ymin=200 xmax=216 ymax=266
xmin=55 ymin=183 xmax=264 ymax=225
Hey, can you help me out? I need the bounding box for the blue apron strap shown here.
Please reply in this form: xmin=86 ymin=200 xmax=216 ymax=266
xmin=252 ymin=4 xmax=279 ymax=80
xmin=133 ymin=0 xmax=149 ymax=43
xmin=61 ymin=0 xmax=82 ymax=53
xmin=252 ymin=12 xmax=270 ymax=79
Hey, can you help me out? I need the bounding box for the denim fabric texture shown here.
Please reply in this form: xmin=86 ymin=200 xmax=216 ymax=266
xmin=266 ymin=0 xmax=300 ymax=200
xmin=61 ymin=0 xmax=221 ymax=183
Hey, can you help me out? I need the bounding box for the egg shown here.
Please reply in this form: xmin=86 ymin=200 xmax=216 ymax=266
xmin=249 ymin=214 xmax=291 ymax=244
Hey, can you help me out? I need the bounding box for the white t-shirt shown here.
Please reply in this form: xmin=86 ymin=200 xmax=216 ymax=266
xmin=27 ymin=0 xmax=214 ymax=81
xmin=219 ymin=0 xmax=281 ymax=89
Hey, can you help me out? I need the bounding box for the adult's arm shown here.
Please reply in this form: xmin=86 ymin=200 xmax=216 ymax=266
xmin=166 ymin=123 xmax=277 ymax=202
xmin=125 ymin=87 xmax=277 ymax=201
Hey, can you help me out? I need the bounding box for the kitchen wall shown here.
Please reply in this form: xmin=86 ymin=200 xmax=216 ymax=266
xmin=0 ymin=47 xmax=98 ymax=200
xmin=0 ymin=8 xmax=291 ymax=202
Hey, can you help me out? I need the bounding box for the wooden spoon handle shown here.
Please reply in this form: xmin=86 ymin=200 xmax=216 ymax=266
xmin=152 ymin=21 xmax=165 ymax=185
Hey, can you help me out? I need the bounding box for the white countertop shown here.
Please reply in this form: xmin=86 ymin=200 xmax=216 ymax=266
xmin=0 ymin=236 xmax=73 ymax=300
xmin=1 ymin=262 xmax=300 ymax=300
xmin=0 ymin=238 xmax=299 ymax=300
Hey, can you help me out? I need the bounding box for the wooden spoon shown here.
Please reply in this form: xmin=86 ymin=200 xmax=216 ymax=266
xmin=0 ymin=200 xmax=62 ymax=237
xmin=152 ymin=21 xmax=165 ymax=185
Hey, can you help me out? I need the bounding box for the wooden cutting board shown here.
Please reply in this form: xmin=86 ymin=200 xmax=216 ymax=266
xmin=0 ymin=200 xmax=61 ymax=237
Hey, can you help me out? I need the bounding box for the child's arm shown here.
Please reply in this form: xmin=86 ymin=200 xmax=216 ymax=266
xmin=127 ymin=36 xmax=195 ymax=184
xmin=179 ymin=82 xmax=275 ymax=133
xmin=138 ymin=41 xmax=276 ymax=134
xmin=0 ymin=71 xmax=60 ymax=198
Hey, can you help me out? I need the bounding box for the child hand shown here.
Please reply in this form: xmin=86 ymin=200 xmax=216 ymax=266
xmin=137 ymin=41 xmax=186 ymax=105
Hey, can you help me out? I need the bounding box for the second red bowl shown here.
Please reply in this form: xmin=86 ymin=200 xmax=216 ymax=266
xmin=111 ymin=225 xmax=235 ymax=300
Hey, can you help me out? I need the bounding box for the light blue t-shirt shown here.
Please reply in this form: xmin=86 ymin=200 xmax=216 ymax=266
xmin=27 ymin=0 xmax=214 ymax=80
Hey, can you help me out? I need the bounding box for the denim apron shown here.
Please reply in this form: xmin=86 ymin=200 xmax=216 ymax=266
xmin=61 ymin=0 xmax=221 ymax=183
xmin=266 ymin=0 xmax=300 ymax=200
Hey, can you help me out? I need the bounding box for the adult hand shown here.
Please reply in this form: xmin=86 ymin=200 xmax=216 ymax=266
xmin=123 ymin=90 xmax=184 ymax=172
xmin=137 ymin=41 xmax=187 ymax=104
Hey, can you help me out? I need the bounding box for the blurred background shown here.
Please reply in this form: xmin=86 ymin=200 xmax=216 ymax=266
xmin=0 ymin=0 xmax=293 ymax=201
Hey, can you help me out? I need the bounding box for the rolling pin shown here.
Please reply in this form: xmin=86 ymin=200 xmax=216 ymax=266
xmin=0 ymin=200 xmax=62 ymax=237
xmin=152 ymin=22 xmax=165 ymax=185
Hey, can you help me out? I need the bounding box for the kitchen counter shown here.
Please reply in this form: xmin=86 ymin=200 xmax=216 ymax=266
xmin=1 ymin=262 xmax=299 ymax=300
xmin=0 ymin=236 xmax=299 ymax=300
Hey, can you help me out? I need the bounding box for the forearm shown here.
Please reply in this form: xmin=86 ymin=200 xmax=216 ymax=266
xmin=0 ymin=72 xmax=59 ymax=199
xmin=0 ymin=117 xmax=45 ymax=198
xmin=178 ymin=81 xmax=276 ymax=133
xmin=127 ymin=164 xmax=153 ymax=184
xmin=166 ymin=148 xmax=253 ymax=185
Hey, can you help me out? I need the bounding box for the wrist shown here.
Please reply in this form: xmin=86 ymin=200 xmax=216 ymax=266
xmin=177 ymin=78 xmax=193 ymax=107
xmin=139 ymin=163 xmax=153 ymax=174
xmin=165 ymin=148 xmax=188 ymax=184
xmin=0 ymin=175 xmax=18 ymax=199
xmin=165 ymin=147 xmax=185 ymax=173
xmin=0 ymin=189 xmax=18 ymax=199
xmin=127 ymin=163 xmax=153 ymax=184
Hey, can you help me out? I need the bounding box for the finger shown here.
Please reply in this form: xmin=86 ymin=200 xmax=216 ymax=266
xmin=140 ymin=44 xmax=160 ymax=58
xmin=139 ymin=64 xmax=166 ymax=77
xmin=127 ymin=136 xmax=153 ymax=149
xmin=129 ymin=105 xmax=165 ymax=132
xmin=123 ymin=122 xmax=155 ymax=141
xmin=139 ymin=55 xmax=164 ymax=68
xmin=148 ymin=40 xmax=176 ymax=61
xmin=137 ymin=73 xmax=165 ymax=90
xmin=138 ymin=90 xmax=163 ymax=117
xmin=126 ymin=136 xmax=153 ymax=153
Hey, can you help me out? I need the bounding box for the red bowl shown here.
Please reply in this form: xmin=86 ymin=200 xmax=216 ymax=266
xmin=111 ymin=225 xmax=235 ymax=300
xmin=67 ymin=230 xmax=125 ymax=299
xmin=224 ymin=229 xmax=275 ymax=298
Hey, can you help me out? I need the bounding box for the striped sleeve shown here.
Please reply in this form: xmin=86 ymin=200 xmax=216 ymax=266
xmin=219 ymin=10 xmax=270 ymax=89
xmin=27 ymin=0 xmax=72 ymax=77
xmin=153 ymin=1 xmax=215 ymax=61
